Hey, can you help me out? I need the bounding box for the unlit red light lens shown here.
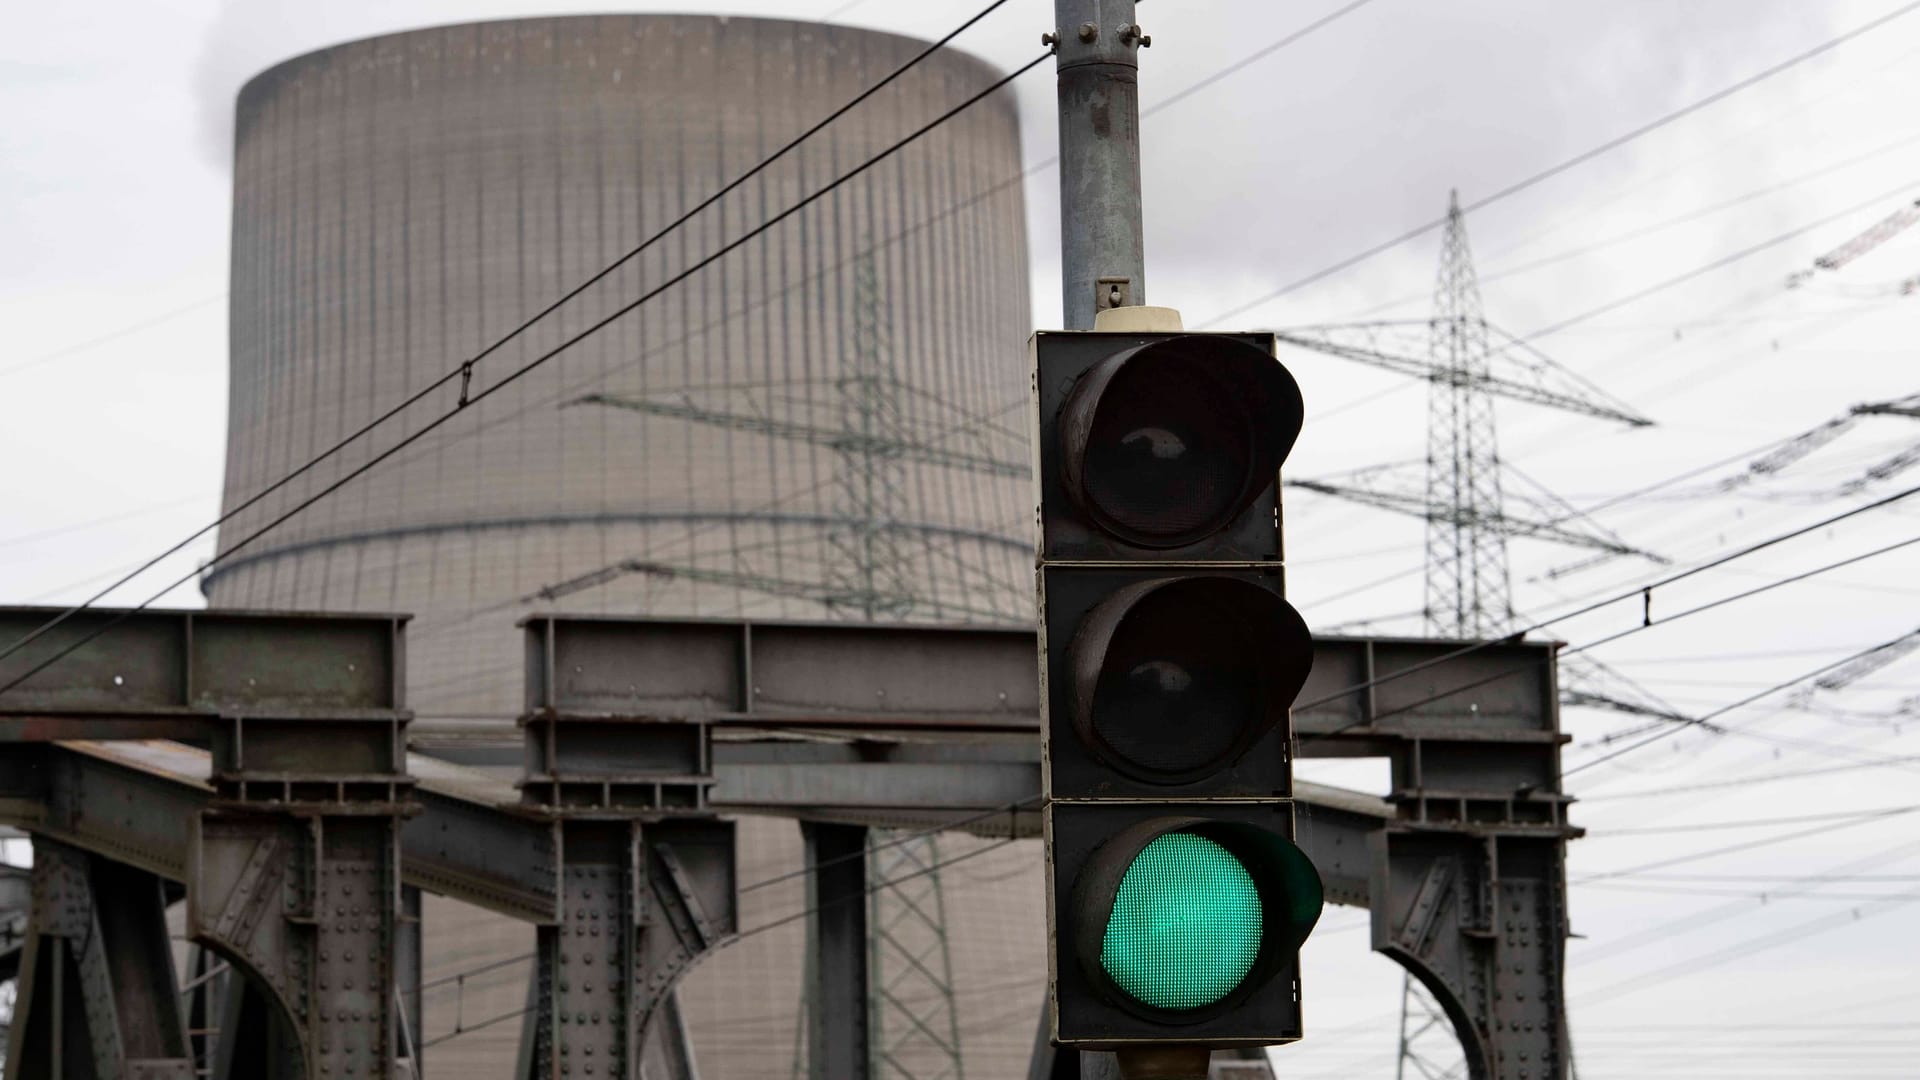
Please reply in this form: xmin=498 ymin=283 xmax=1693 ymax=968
xmin=1098 ymin=832 xmax=1262 ymax=1010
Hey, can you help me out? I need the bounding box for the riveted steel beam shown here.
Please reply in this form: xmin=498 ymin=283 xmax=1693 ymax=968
xmin=0 ymin=606 xmax=406 ymax=744
xmin=514 ymin=818 xmax=737 ymax=1080
xmin=4 ymin=839 xmax=193 ymax=1080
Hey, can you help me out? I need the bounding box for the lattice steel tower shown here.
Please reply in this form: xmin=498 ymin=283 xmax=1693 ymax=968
xmin=1424 ymin=190 xmax=1512 ymax=638
xmin=867 ymin=831 xmax=965 ymax=1079
xmin=826 ymin=250 xmax=916 ymax=619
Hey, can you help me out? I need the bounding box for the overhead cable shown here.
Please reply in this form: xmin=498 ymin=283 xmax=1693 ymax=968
xmin=0 ymin=0 xmax=1023 ymax=668
xmin=0 ymin=50 xmax=1054 ymax=695
xmin=1291 ymin=483 xmax=1920 ymax=729
xmin=1197 ymin=0 xmax=1920 ymax=326
xmin=1561 ymin=623 xmax=1920 ymax=780
xmin=1518 ymin=180 xmax=1920 ymax=344
xmin=1579 ymin=754 xmax=1920 ymax=800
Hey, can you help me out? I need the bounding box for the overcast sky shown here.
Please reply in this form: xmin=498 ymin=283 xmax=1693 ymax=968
xmin=6 ymin=1 xmax=1920 ymax=1076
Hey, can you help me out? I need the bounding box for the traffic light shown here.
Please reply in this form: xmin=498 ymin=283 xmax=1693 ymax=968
xmin=1036 ymin=327 xmax=1325 ymax=1051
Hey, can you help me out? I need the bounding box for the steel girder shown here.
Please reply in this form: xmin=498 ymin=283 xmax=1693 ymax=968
xmin=4 ymin=839 xmax=193 ymax=1079
xmin=1299 ymin=636 xmax=1578 ymax=1080
xmin=0 ymin=606 xmax=407 ymax=744
xmin=0 ymin=607 xmax=415 ymax=1080
xmin=1 ymin=608 xmax=1576 ymax=1080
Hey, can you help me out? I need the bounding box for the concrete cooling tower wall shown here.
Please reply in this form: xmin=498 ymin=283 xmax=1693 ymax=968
xmin=209 ymin=15 xmax=1046 ymax=1079
xmin=209 ymin=13 xmax=1033 ymax=721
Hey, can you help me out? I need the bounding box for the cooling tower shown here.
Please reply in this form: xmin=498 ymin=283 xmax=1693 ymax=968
xmin=209 ymin=13 xmax=1032 ymax=717
xmin=208 ymin=15 xmax=1045 ymax=1078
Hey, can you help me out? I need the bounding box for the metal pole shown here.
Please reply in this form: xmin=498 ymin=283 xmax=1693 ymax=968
xmin=1053 ymin=4 xmax=1184 ymax=1075
xmin=1052 ymin=0 xmax=1147 ymax=329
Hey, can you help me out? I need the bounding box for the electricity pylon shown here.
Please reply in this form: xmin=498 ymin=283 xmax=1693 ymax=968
xmin=1284 ymin=194 xmax=1672 ymax=1072
xmin=559 ymin=248 xmax=1023 ymax=625
xmin=1279 ymin=191 xmax=1656 ymax=637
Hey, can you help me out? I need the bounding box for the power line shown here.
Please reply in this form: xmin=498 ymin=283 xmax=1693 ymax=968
xmin=1600 ymin=643 xmax=1893 ymax=666
xmin=1602 ymin=872 xmax=1920 ymax=884
xmin=0 ymin=0 xmax=1023 ymax=670
xmin=1586 ymin=804 xmax=1920 ymax=837
xmin=724 ymin=836 xmax=1019 ymax=949
xmin=1568 ymin=837 xmax=1920 ymax=971
xmin=0 ymin=493 xmax=211 ymax=552
xmin=1562 ymin=624 xmax=1920 ymax=780
xmin=739 ymin=796 xmax=1037 ymax=895
xmin=1350 ymin=127 xmax=1920 ymax=319
xmin=1579 ymin=754 xmax=1920 ymax=800
xmin=1296 ymin=415 xmax=1853 ymax=619
xmin=401 ymin=799 xmax=1035 ymax=978
xmin=10 ymin=0 xmax=1367 ymax=667
xmin=0 ymin=50 xmax=1053 ymax=696
xmin=1578 ymin=886 xmax=1920 ymax=1006
xmin=1135 ymin=0 xmax=1378 ymax=119
xmin=1302 ymin=532 xmax=1920 ymax=782
xmin=1575 ymin=806 xmax=1920 ymax=884
xmin=1580 ymin=881 xmax=1920 ymax=902
xmin=1292 ymin=486 xmax=1920 ymax=733
xmin=416 ymin=829 xmax=1022 ymax=1049
xmin=0 ymin=294 xmax=224 ymax=380
xmin=1518 ymin=179 xmax=1920 ymax=344
xmin=1196 ymin=0 xmax=1920 ymax=326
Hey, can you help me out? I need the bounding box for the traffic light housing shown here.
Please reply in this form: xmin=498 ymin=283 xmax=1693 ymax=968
xmin=1036 ymin=329 xmax=1324 ymax=1050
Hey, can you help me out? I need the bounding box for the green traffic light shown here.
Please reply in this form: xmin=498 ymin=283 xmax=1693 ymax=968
xmin=1098 ymin=831 xmax=1262 ymax=1010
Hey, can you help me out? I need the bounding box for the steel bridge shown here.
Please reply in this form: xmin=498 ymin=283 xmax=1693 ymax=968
xmin=0 ymin=606 xmax=1577 ymax=1079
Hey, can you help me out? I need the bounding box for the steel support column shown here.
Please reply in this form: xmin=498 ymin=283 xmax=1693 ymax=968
xmin=1373 ymin=832 xmax=1568 ymax=1080
xmin=1299 ymin=635 xmax=1576 ymax=1080
xmin=4 ymin=838 xmax=193 ymax=1080
xmin=189 ymin=811 xmax=405 ymax=1079
xmin=515 ymin=616 xmax=740 ymax=1079
xmin=516 ymin=818 xmax=737 ymax=1080
xmin=396 ymin=884 xmax=423 ymax=1076
xmin=520 ymin=820 xmax=639 ymax=1079
xmin=803 ymin=821 xmax=869 ymax=1080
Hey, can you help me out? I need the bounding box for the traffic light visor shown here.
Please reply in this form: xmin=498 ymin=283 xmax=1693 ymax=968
xmin=1060 ymin=335 xmax=1304 ymax=549
xmin=1072 ymin=818 xmax=1325 ymax=1022
xmin=1070 ymin=577 xmax=1313 ymax=785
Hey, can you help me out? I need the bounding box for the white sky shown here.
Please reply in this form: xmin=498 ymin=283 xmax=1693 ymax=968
xmin=5 ymin=1 xmax=1920 ymax=1076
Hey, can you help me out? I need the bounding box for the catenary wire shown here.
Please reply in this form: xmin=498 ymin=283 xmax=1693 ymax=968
xmin=1560 ymin=627 xmax=1920 ymax=780
xmin=0 ymin=0 xmax=1024 ymax=669
xmin=1577 ymin=886 xmax=1920 ymax=1007
xmin=1563 ymin=838 xmax=1920 ymax=967
xmin=0 ymin=50 xmax=1054 ymax=697
xmin=25 ymin=4 xmax=1370 ymax=647
xmin=1580 ymin=753 xmax=1920 ymax=801
xmin=1346 ymin=127 xmax=1920 ymax=319
xmin=1586 ymin=804 xmax=1920 ymax=837
xmin=0 ymin=294 xmax=225 ymax=380
xmin=1516 ymin=179 xmax=1920 ymax=344
xmin=1195 ymin=0 xmax=1920 ymax=328
xmin=1576 ymin=806 xmax=1920 ymax=884
xmin=12 ymin=0 xmax=1368 ymax=658
xmin=1289 ymin=417 xmax=1830 ymax=615
xmin=149 ymin=10 xmax=1405 ymax=664
xmin=416 ymin=831 xmax=1021 ymax=1046
xmin=1360 ymin=532 xmax=1920 ymax=742
xmin=1289 ymin=483 xmax=1920 ymax=731
xmin=405 ymin=795 xmax=1039 ymax=1000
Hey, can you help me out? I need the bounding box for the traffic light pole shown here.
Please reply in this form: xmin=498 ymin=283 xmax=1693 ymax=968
xmin=1053 ymin=7 xmax=1223 ymax=1079
xmin=1053 ymin=0 xmax=1147 ymax=329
